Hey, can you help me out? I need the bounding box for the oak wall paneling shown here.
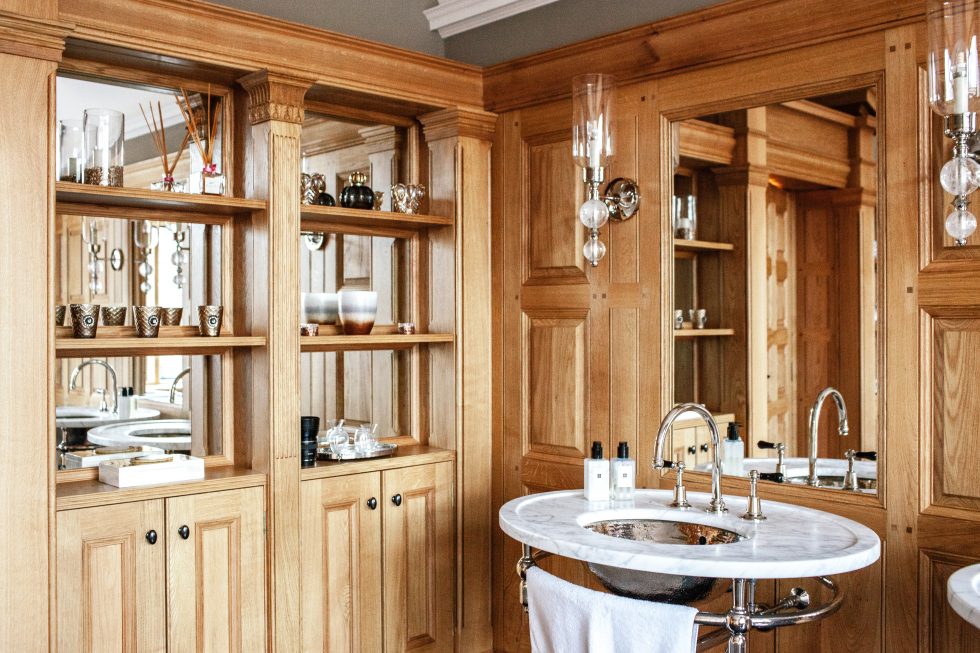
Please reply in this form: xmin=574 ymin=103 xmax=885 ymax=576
xmin=489 ymin=15 xmax=920 ymax=653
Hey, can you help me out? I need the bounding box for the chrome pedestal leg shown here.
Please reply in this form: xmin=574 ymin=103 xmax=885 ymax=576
xmin=726 ymin=578 xmax=751 ymax=653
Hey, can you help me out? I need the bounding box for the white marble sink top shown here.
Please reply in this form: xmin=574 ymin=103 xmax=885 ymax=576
xmin=695 ymin=456 xmax=877 ymax=480
xmin=87 ymin=419 xmax=191 ymax=448
xmin=56 ymin=406 xmax=161 ymax=429
xmin=499 ymin=489 xmax=880 ymax=579
xmin=948 ymin=564 xmax=980 ymax=628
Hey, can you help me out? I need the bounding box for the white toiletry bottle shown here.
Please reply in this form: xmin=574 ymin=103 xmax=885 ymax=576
xmin=610 ymin=441 xmax=636 ymax=501
xmin=118 ymin=387 xmax=131 ymax=419
xmin=583 ymin=441 xmax=610 ymax=502
xmin=722 ymin=422 xmax=745 ymax=476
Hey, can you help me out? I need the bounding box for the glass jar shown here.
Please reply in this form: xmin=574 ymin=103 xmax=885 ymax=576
xmin=82 ymin=108 xmax=124 ymax=187
xmin=57 ymin=119 xmax=85 ymax=183
xmin=201 ymin=164 xmax=225 ymax=195
xmin=673 ymin=194 xmax=697 ymax=240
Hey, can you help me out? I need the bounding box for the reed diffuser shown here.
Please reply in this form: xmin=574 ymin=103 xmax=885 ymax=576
xmin=175 ymin=86 xmax=224 ymax=195
xmin=141 ymin=100 xmax=190 ymax=192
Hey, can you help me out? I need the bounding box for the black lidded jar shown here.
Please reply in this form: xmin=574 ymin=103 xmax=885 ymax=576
xmin=300 ymin=415 xmax=320 ymax=468
xmin=340 ymin=171 xmax=374 ymax=209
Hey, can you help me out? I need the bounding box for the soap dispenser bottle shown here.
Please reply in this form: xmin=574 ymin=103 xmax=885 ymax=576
xmin=118 ymin=387 xmax=131 ymax=419
xmin=722 ymin=422 xmax=745 ymax=476
xmin=583 ymin=441 xmax=610 ymax=502
xmin=610 ymin=441 xmax=636 ymax=501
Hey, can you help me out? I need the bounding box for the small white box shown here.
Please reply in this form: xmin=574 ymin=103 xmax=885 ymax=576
xmin=99 ymin=454 xmax=205 ymax=488
xmin=64 ymin=446 xmax=164 ymax=469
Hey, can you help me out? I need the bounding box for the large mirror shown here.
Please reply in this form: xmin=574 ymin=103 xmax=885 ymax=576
xmin=298 ymin=112 xmax=415 ymax=439
xmin=54 ymin=216 xmax=224 ymax=469
xmin=670 ymin=85 xmax=880 ymax=493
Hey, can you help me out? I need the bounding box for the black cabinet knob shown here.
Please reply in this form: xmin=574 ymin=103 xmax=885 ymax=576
xmin=700 ymin=443 xmax=710 ymax=453
xmin=145 ymin=530 xmax=157 ymax=545
xmin=687 ymin=446 xmax=697 ymax=455
xmin=178 ymin=525 xmax=190 ymax=540
xmin=391 ymin=493 xmax=402 ymax=507
xmin=367 ymin=497 xmax=378 ymax=510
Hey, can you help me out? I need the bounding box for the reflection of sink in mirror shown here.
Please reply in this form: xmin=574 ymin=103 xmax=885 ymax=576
xmin=584 ymin=518 xmax=741 ymax=602
xmin=55 ymin=406 xmax=160 ymax=428
xmin=696 ymin=456 xmax=877 ymax=493
xmin=87 ymin=419 xmax=191 ymax=451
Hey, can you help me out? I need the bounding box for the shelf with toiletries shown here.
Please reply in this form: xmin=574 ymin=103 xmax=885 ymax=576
xmin=300 ymin=443 xmax=453 ymax=480
xmin=56 ymin=182 xmax=265 ymax=218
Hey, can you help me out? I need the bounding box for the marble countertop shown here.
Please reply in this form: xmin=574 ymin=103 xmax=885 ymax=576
xmin=87 ymin=419 xmax=191 ymax=448
xmin=56 ymin=406 xmax=161 ymax=429
xmin=948 ymin=564 xmax=980 ymax=628
xmin=695 ymin=456 xmax=877 ymax=480
xmin=499 ymin=489 xmax=880 ymax=579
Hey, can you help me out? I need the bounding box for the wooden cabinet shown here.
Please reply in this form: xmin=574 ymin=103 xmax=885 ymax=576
xmin=56 ymin=487 xmax=266 ymax=653
xmin=301 ymin=461 xmax=454 ymax=653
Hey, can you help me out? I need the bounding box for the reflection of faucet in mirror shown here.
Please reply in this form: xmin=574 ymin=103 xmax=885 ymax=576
xmin=653 ymin=403 xmax=727 ymax=514
xmin=68 ymin=360 xmax=118 ymax=414
xmin=807 ymin=387 xmax=849 ymax=487
xmin=170 ymin=367 xmax=191 ymax=404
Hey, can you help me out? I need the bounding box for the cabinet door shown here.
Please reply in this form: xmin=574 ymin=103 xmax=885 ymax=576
xmin=56 ymin=500 xmax=166 ymax=653
xmin=382 ymin=462 xmax=454 ymax=653
xmin=166 ymin=486 xmax=266 ymax=652
xmin=300 ymin=472 xmax=383 ymax=652
xmin=670 ymin=425 xmax=698 ymax=468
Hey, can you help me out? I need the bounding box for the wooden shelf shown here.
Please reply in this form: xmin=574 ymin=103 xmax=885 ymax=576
xmin=674 ymin=239 xmax=735 ymax=252
xmin=301 ymin=332 xmax=454 ymax=352
xmin=55 ymin=182 xmax=266 ymax=218
xmin=673 ymin=328 xmax=735 ymax=338
xmin=56 ymin=330 xmax=266 ymax=357
xmin=301 ymin=204 xmax=452 ymax=234
xmin=56 ymin=465 xmax=266 ymax=511
xmin=301 ymin=445 xmax=455 ymax=481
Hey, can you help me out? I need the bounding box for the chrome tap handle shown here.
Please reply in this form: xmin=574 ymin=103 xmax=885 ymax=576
xmin=853 ymin=450 xmax=877 ymax=461
xmin=741 ymin=470 xmax=766 ymax=521
xmin=843 ymin=450 xmax=860 ymax=491
xmin=94 ymin=388 xmax=109 ymax=413
xmin=759 ymin=472 xmax=785 ymax=483
xmin=757 ymin=440 xmax=787 ymax=475
xmin=665 ymin=460 xmax=691 ymax=509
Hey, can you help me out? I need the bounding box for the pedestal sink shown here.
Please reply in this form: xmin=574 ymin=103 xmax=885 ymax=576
xmin=56 ymin=405 xmax=160 ymax=429
xmin=87 ymin=419 xmax=191 ymax=450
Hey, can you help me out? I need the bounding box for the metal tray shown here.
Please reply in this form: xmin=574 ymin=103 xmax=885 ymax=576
xmin=316 ymin=442 xmax=398 ymax=461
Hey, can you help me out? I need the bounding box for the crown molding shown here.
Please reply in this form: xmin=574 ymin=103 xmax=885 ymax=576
xmin=0 ymin=10 xmax=72 ymax=62
xmin=424 ymin=0 xmax=561 ymax=38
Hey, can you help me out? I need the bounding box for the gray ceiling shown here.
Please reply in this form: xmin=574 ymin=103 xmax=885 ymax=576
xmin=208 ymin=0 xmax=727 ymax=67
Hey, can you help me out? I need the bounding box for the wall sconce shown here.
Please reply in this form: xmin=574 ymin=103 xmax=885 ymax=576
xmin=572 ymin=74 xmax=640 ymax=266
xmin=162 ymin=222 xmax=190 ymax=289
xmin=928 ymin=0 xmax=980 ymax=245
xmin=81 ymin=217 xmax=106 ymax=295
xmin=133 ymin=219 xmax=159 ymax=295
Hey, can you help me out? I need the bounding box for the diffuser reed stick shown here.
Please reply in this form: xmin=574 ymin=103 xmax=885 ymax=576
xmin=174 ymin=85 xmax=221 ymax=173
xmin=140 ymin=100 xmax=191 ymax=191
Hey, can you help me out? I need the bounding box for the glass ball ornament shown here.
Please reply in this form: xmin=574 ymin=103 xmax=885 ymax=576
xmin=173 ymin=274 xmax=186 ymax=288
xmin=940 ymin=156 xmax=980 ymax=197
xmin=583 ymin=235 xmax=606 ymax=265
xmin=171 ymin=250 xmax=187 ymax=266
xmin=139 ymin=280 xmax=152 ymax=294
xmin=945 ymin=207 xmax=978 ymax=244
xmin=138 ymin=261 xmax=153 ymax=277
xmin=579 ymin=198 xmax=610 ymax=229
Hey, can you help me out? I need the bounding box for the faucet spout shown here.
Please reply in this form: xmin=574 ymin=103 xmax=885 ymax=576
xmin=807 ymin=387 xmax=849 ymax=487
xmin=170 ymin=367 xmax=192 ymax=404
xmin=653 ymin=403 xmax=727 ymax=514
xmin=69 ymin=359 xmax=119 ymax=414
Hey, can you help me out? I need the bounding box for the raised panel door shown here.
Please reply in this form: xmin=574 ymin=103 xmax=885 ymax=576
xmin=300 ymin=472 xmax=383 ymax=652
xmin=166 ymin=486 xmax=266 ymax=653
xmin=56 ymin=500 xmax=166 ymax=653
xmin=382 ymin=462 xmax=454 ymax=653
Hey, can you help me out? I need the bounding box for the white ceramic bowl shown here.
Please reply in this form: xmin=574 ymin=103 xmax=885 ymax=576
xmin=338 ymin=290 xmax=378 ymax=335
xmin=301 ymin=292 xmax=338 ymax=324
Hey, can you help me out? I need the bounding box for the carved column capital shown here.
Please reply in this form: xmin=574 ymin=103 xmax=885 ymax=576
xmin=238 ymin=70 xmax=314 ymax=125
xmin=0 ymin=10 xmax=72 ymax=62
xmin=420 ymin=106 xmax=496 ymax=142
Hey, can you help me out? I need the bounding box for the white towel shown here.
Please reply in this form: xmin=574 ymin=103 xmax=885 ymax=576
xmin=526 ymin=566 xmax=699 ymax=653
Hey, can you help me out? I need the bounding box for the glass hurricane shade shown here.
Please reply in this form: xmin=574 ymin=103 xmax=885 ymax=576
xmin=572 ymin=74 xmax=615 ymax=169
xmin=928 ymin=0 xmax=980 ymax=115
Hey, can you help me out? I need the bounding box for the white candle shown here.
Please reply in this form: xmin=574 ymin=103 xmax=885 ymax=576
xmin=954 ymin=51 xmax=970 ymax=115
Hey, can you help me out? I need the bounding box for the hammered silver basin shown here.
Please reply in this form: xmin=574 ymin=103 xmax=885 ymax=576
xmin=785 ymin=475 xmax=877 ymax=490
xmin=584 ymin=519 xmax=741 ymax=603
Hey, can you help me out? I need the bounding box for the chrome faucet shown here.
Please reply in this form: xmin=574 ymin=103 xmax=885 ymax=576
xmin=169 ymin=367 xmax=191 ymax=404
xmin=68 ymin=360 xmax=118 ymax=414
xmin=653 ymin=403 xmax=727 ymax=514
xmin=806 ymin=387 xmax=849 ymax=487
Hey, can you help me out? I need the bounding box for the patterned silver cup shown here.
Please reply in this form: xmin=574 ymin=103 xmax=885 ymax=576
xmin=70 ymin=304 xmax=100 ymax=338
xmin=101 ymin=305 xmax=127 ymax=326
xmin=694 ymin=308 xmax=708 ymax=329
xmin=198 ymin=305 xmax=223 ymax=337
xmin=390 ymin=183 xmax=425 ymax=214
xmin=161 ymin=307 xmax=183 ymax=326
xmin=55 ymin=305 xmax=66 ymax=327
xmin=133 ymin=306 xmax=162 ymax=338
